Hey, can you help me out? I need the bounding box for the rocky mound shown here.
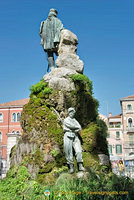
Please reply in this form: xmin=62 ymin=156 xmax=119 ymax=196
xmin=10 ymin=29 xmax=110 ymax=185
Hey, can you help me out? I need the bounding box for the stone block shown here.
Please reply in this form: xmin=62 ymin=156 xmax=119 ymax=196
xmin=56 ymin=53 xmax=84 ymax=73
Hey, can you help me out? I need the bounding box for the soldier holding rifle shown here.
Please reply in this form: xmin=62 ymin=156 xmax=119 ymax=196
xmin=63 ymin=108 xmax=85 ymax=173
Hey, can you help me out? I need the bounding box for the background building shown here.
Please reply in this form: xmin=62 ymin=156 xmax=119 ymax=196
xmin=120 ymin=95 xmax=134 ymax=177
xmin=105 ymin=95 xmax=134 ymax=178
xmin=0 ymin=98 xmax=29 ymax=178
xmin=107 ymin=114 xmax=123 ymax=160
xmin=120 ymin=95 xmax=134 ymax=157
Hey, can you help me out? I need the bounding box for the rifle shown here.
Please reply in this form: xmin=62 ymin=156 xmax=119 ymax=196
xmin=52 ymin=107 xmax=83 ymax=144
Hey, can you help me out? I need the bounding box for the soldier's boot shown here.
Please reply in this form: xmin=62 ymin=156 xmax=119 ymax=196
xmin=78 ymin=163 xmax=85 ymax=171
xmin=69 ymin=164 xmax=74 ymax=174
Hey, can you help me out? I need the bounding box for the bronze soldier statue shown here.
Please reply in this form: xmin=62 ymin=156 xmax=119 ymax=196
xmin=39 ymin=9 xmax=63 ymax=72
xmin=63 ymin=108 xmax=85 ymax=173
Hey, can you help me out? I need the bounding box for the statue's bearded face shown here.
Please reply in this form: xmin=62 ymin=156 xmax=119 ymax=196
xmin=69 ymin=110 xmax=75 ymax=118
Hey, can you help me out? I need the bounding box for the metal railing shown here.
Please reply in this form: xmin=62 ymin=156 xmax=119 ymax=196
xmin=109 ymin=124 xmax=122 ymax=128
xmin=126 ymin=127 xmax=134 ymax=132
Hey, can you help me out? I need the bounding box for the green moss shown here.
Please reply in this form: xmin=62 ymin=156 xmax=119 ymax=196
xmin=71 ymin=90 xmax=76 ymax=98
xmin=29 ymin=79 xmax=48 ymax=94
xmin=20 ymin=155 xmax=32 ymax=166
xmin=47 ymin=126 xmax=63 ymax=148
xmin=82 ymin=120 xmax=109 ymax=156
xmin=69 ymin=80 xmax=99 ymax=127
xmin=32 ymin=148 xmax=44 ymax=165
xmin=95 ymin=118 xmax=109 ymax=155
xmin=53 ymin=166 xmax=68 ymax=176
xmin=82 ymin=122 xmax=99 ymax=153
xmin=29 ymin=79 xmax=52 ymax=101
xmin=20 ymin=99 xmax=65 ymax=173
xmin=38 ymin=161 xmax=56 ymax=173
xmin=19 ymin=148 xmax=46 ymax=170
xmin=42 ymin=87 xmax=52 ymax=94
xmin=50 ymin=148 xmax=59 ymax=157
xmin=70 ymin=74 xmax=93 ymax=94
xmin=21 ymin=98 xmax=63 ymax=145
xmin=37 ymin=167 xmax=57 ymax=185
xmin=17 ymin=73 xmax=110 ymax=186
xmin=83 ymin=152 xmax=100 ymax=171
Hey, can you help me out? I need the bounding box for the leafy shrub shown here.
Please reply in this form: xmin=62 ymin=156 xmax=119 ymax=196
xmin=1 ymin=165 xmax=134 ymax=200
xmin=29 ymin=79 xmax=52 ymax=95
xmin=51 ymin=169 xmax=134 ymax=200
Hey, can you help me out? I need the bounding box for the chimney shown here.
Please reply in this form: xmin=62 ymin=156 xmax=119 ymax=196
xmin=109 ymin=113 xmax=112 ymax=118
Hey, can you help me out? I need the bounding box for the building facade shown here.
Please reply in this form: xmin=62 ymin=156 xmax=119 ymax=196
xmin=120 ymin=95 xmax=134 ymax=157
xmin=106 ymin=95 xmax=134 ymax=178
xmin=0 ymin=98 xmax=29 ymax=178
xmin=107 ymin=114 xmax=124 ymax=160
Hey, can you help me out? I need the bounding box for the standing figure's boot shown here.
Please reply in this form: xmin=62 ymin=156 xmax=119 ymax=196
xmin=47 ymin=51 xmax=55 ymax=72
xmin=78 ymin=163 xmax=85 ymax=171
xmin=69 ymin=164 xmax=74 ymax=174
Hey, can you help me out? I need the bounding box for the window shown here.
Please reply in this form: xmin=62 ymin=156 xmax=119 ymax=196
xmin=108 ymin=145 xmax=112 ymax=154
xmin=12 ymin=112 xmax=21 ymax=122
xmin=116 ymin=131 xmax=120 ymax=139
xmin=129 ymin=134 xmax=134 ymax=145
xmin=12 ymin=130 xmax=15 ymax=134
xmin=128 ymin=118 xmax=133 ymax=128
xmin=0 ymin=113 xmax=3 ymax=122
xmin=0 ymin=134 xmax=1 ymax=142
xmin=127 ymin=104 xmax=132 ymax=110
xmin=116 ymin=145 xmax=122 ymax=154
xmin=16 ymin=131 xmax=20 ymax=134
xmin=115 ymin=122 xmax=121 ymax=128
xmin=12 ymin=113 xmax=16 ymax=122
xmin=129 ymin=152 xmax=134 ymax=156
xmin=109 ymin=122 xmax=114 ymax=128
xmin=17 ymin=113 xmax=21 ymax=122
xmin=107 ymin=132 xmax=110 ymax=138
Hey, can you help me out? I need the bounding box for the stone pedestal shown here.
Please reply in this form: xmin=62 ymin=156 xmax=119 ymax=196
xmin=56 ymin=29 xmax=84 ymax=74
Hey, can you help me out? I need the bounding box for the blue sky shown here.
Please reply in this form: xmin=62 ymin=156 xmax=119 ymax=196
xmin=0 ymin=0 xmax=134 ymax=116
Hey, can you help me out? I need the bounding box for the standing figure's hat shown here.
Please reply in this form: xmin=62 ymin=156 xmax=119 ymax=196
xmin=49 ymin=8 xmax=58 ymax=16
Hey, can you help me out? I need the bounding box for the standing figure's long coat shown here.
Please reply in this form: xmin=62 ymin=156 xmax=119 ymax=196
xmin=39 ymin=15 xmax=63 ymax=52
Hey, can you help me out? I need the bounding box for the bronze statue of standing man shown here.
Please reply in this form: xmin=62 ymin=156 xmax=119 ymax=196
xmin=39 ymin=9 xmax=63 ymax=72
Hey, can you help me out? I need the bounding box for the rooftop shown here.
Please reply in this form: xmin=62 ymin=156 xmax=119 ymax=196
xmin=0 ymin=98 xmax=29 ymax=108
xmin=120 ymin=95 xmax=134 ymax=101
xmin=109 ymin=114 xmax=122 ymax=119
